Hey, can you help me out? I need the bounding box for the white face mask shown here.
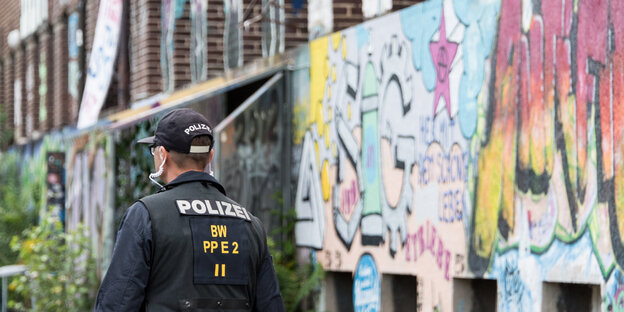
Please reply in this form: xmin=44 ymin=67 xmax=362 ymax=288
xmin=149 ymin=149 xmax=167 ymax=188
xmin=207 ymin=162 xmax=214 ymax=176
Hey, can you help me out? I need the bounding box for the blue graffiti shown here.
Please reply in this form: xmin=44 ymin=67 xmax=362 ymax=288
xmin=399 ymin=0 xmax=441 ymax=92
xmin=176 ymin=0 xmax=188 ymax=18
xmin=356 ymin=25 xmax=369 ymax=49
xmin=454 ymin=0 xmax=500 ymax=138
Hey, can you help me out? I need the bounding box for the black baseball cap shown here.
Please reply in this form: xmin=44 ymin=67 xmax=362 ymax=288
xmin=137 ymin=108 xmax=213 ymax=154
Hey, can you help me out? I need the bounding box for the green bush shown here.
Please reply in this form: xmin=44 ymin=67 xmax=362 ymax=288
xmin=9 ymin=219 xmax=98 ymax=311
xmin=0 ymin=105 xmax=13 ymax=149
xmin=269 ymin=206 xmax=324 ymax=312
xmin=0 ymin=152 xmax=39 ymax=267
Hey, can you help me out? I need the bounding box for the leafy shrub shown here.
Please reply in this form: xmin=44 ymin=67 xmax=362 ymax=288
xmin=0 ymin=152 xmax=39 ymax=267
xmin=9 ymin=219 xmax=98 ymax=311
xmin=269 ymin=207 xmax=324 ymax=312
xmin=0 ymin=105 xmax=13 ymax=149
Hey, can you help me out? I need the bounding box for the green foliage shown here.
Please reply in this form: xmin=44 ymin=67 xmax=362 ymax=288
xmin=9 ymin=219 xmax=98 ymax=311
xmin=0 ymin=152 xmax=39 ymax=267
xmin=0 ymin=104 xmax=14 ymax=149
xmin=114 ymin=118 xmax=158 ymax=227
xmin=269 ymin=205 xmax=324 ymax=312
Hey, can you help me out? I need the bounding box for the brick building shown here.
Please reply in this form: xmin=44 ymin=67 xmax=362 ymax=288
xmin=0 ymin=0 xmax=417 ymax=148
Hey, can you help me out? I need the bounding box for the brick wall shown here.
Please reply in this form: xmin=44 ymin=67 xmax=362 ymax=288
xmin=206 ymin=0 xmax=225 ymax=78
xmin=333 ymin=0 xmax=364 ymax=32
xmin=0 ymin=0 xmax=20 ymax=58
xmin=0 ymin=0 xmax=423 ymax=146
xmin=39 ymin=29 xmax=54 ymax=133
xmin=284 ymin=2 xmax=308 ymax=51
xmin=84 ymin=0 xmax=100 ymax=61
xmin=392 ymin=0 xmax=421 ymax=11
xmin=52 ymin=18 xmax=69 ymax=128
xmin=25 ymin=38 xmax=40 ymax=135
xmin=4 ymin=55 xmax=14 ymax=136
xmin=173 ymin=1 xmax=192 ymax=89
xmin=14 ymin=46 xmax=24 ymax=141
xmin=129 ymin=0 xmax=162 ymax=103
xmin=0 ymin=61 xmax=4 ymax=135
xmin=242 ymin=0 xmax=263 ymax=63
xmin=0 ymin=0 xmax=20 ymax=143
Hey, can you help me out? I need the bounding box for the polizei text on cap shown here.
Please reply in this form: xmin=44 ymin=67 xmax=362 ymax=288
xmin=184 ymin=123 xmax=211 ymax=135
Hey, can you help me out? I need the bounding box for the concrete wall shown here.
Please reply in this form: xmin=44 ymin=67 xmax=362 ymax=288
xmin=292 ymin=0 xmax=624 ymax=310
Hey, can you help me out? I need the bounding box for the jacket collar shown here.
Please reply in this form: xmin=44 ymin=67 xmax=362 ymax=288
xmin=160 ymin=171 xmax=226 ymax=195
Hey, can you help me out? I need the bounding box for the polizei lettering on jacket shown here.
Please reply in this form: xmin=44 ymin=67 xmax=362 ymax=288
xmin=184 ymin=123 xmax=211 ymax=135
xmin=176 ymin=199 xmax=251 ymax=221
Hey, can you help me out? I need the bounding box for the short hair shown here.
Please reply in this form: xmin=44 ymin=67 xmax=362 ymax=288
xmin=168 ymin=135 xmax=213 ymax=170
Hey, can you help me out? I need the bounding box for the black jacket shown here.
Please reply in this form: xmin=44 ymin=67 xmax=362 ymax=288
xmin=94 ymin=171 xmax=284 ymax=311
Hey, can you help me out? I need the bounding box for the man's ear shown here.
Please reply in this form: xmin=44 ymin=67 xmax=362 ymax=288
xmin=159 ymin=146 xmax=168 ymax=160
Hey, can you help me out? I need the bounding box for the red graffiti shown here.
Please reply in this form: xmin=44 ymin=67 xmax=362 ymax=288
xmin=471 ymin=0 xmax=624 ymax=274
xmin=340 ymin=180 xmax=358 ymax=215
xmin=106 ymin=0 xmax=123 ymax=23
xmin=405 ymin=221 xmax=451 ymax=280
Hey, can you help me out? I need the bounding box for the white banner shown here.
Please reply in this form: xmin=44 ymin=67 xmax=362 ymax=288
xmin=76 ymin=0 xmax=123 ymax=129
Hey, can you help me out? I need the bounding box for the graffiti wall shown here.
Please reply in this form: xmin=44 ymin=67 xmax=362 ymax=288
xmin=293 ymin=0 xmax=624 ymax=310
xmin=216 ymin=79 xmax=286 ymax=233
xmin=0 ymin=131 xmax=115 ymax=278
xmin=65 ymin=132 xmax=115 ymax=278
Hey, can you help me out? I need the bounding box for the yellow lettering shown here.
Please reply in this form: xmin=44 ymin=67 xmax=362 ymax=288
xmin=218 ymin=225 xmax=227 ymax=237
xmin=233 ymin=242 xmax=239 ymax=254
xmin=214 ymin=263 xmax=226 ymax=277
xmin=211 ymin=241 xmax=218 ymax=252
xmin=203 ymin=241 xmax=210 ymax=253
xmin=221 ymin=241 xmax=229 ymax=253
xmin=211 ymin=225 xmax=227 ymax=237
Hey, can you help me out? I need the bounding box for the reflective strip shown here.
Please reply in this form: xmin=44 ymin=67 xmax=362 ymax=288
xmin=189 ymin=145 xmax=211 ymax=153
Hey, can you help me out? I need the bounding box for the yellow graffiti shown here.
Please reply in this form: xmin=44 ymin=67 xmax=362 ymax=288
xmin=322 ymin=160 xmax=330 ymax=201
xmin=310 ymin=37 xmax=330 ymax=138
xmin=474 ymin=131 xmax=503 ymax=258
xmin=314 ymin=141 xmax=321 ymax=171
xmin=617 ymin=170 xmax=624 ymax=239
xmin=293 ymin=98 xmax=310 ymax=145
xmin=324 ymin=124 xmax=331 ymax=149
xmin=474 ymin=66 xmax=517 ymax=258
xmin=331 ymin=33 xmax=341 ymax=51
xmin=348 ymin=102 xmax=352 ymax=120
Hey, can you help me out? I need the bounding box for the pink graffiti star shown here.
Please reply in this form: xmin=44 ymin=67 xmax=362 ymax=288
xmin=429 ymin=9 xmax=458 ymax=118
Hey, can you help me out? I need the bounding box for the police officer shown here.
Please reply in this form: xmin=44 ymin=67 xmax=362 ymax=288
xmin=95 ymin=108 xmax=285 ymax=311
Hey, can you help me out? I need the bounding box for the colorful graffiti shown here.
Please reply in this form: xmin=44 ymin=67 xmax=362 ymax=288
xmin=65 ymin=132 xmax=115 ymax=278
xmin=46 ymin=152 xmax=65 ymax=224
xmin=470 ymin=0 xmax=624 ymax=282
xmin=0 ymin=131 xmax=115 ymax=279
xmin=68 ymin=11 xmax=81 ymax=115
xmin=190 ymin=0 xmax=207 ymax=83
xmin=38 ymin=52 xmax=47 ymax=124
xmin=217 ymin=81 xmax=285 ymax=232
xmin=161 ymin=0 xmax=177 ymax=92
xmin=261 ymin=0 xmax=285 ymax=58
xmin=224 ymin=0 xmax=243 ymax=70
xmin=294 ymin=0 xmax=624 ymax=310
xmin=307 ymin=0 xmax=333 ymax=40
